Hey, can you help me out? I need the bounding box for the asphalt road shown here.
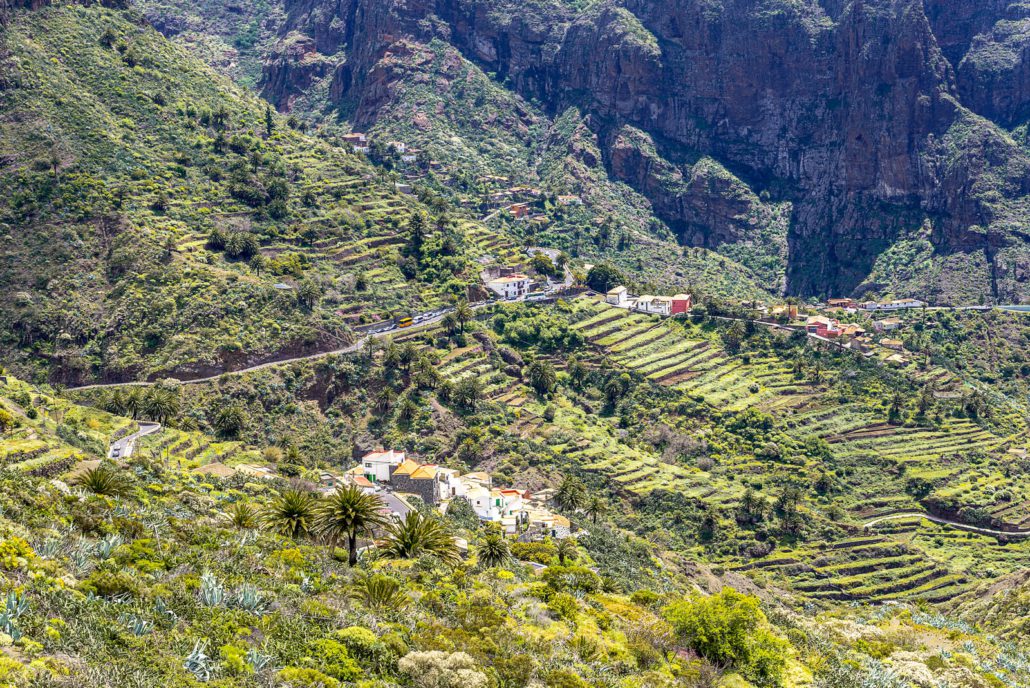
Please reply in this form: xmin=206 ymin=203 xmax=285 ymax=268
xmin=108 ymin=422 xmax=161 ymax=459
xmin=863 ymin=512 xmax=1030 ymax=538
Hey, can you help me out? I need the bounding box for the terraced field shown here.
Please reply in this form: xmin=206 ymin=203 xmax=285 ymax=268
xmin=737 ymin=536 xmax=976 ymax=603
xmin=570 ymin=299 xmax=1025 ymax=513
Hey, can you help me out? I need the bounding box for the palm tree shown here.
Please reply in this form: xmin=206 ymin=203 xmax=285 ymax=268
xmin=225 ymin=501 xmax=257 ymax=529
xmin=123 ymin=388 xmax=143 ymax=420
xmin=380 ymin=512 xmax=461 ymax=566
xmin=142 ymin=388 xmax=179 ymax=424
xmin=556 ymin=537 xmax=578 ymax=565
xmin=350 ymin=574 xmax=409 ymax=612
xmin=72 ymin=464 xmax=131 ymax=497
xmin=453 ymin=300 xmax=473 ymax=334
xmin=555 ymin=475 xmax=587 ymax=512
xmin=261 ymin=488 xmax=317 ymax=539
xmin=476 ymin=533 xmax=511 ymax=569
xmin=526 ymin=360 xmax=557 ymax=396
xmin=585 ymin=495 xmax=607 ymax=524
xmin=314 ymin=486 xmax=388 ymax=566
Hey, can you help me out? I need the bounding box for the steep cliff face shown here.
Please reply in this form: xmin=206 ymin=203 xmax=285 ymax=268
xmin=263 ymin=0 xmax=1030 ymax=297
xmin=923 ymin=0 xmax=1030 ymax=128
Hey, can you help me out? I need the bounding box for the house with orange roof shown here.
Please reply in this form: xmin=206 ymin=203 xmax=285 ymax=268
xmin=391 ymin=460 xmax=444 ymax=504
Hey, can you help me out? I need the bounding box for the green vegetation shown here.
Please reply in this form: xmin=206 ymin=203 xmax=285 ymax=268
xmin=0 ymin=4 xmax=509 ymax=384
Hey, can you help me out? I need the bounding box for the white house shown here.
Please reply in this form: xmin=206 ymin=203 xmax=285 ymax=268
xmin=436 ymin=468 xmax=466 ymax=500
xmin=635 ymin=295 xmax=671 ymax=316
xmin=864 ymin=298 xmax=926 ymax=311
xmin=605 ymin=285 xmax=629 ymax=306
xmin=486 ymin=274 xmax=532 ymax=300
xmin=360 ymin=448 xmax=405 ymax=482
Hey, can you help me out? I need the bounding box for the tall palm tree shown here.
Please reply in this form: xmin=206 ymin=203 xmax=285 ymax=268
xmin=380 ymin=512 xmax=461 ymax=566
xmin=476 ymin=532 xmax=511 ymax=569
xmin=555 ymin=475 xmax=587 ymax=512
xmin=314 ymin=485 xmax=388 ymax=566
xmin=453 ymin=300 xmax=473 ymax=334
xmin=556 ymin=537 xmax=578 ymax=565
xmin=261 ymin=488 xmax=317 ymax=540
xmin=585 ymin=495 xmax=607 ymax=525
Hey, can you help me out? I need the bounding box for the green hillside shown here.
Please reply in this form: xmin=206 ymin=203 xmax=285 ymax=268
xmin=0 ymin=367 xmax=1027 ymax=686
xmin=0 ymin=3 xmax=508 ymax=385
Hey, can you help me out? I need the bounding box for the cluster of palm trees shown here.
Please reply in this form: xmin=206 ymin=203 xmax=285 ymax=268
xmin=554 ymin=475 xmax=607 ymax=524
xmin=232 ymin=485 xmax=461 ymax=567
xmin=96 ymin=386 xmax=182 ymax=425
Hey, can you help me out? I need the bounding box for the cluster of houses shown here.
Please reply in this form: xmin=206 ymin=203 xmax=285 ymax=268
xmin=341 ymin=133 xmax=440 ymax=171
xmin=804 ymin=314 xmax=909 ymax=364
xmin=826 ymin=297 xmax=927 ymax=312
xmin=605 ymin=286 xmax=692 ymax=317
xmin=341 ymin=449 xmax=571 ymax=539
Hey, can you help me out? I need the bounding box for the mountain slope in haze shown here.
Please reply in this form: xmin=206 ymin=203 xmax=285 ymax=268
xmin=0 ymin=1 xmax=507 ymax=384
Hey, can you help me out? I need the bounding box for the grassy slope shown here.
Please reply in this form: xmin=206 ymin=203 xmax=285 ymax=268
xmin=0 ymin=4 xmax=503 ymax=383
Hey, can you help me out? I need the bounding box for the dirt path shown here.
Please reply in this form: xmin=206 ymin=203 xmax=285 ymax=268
xmin=863 ymin=512 xmax=1030 ymax=538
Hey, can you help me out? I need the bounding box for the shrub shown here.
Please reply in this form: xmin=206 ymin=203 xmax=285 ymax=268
xmin=79 ymin=570 xmax=138 ymax=598
xmin=0 ymin=537 xmax=34 ymax=570
xmin=663 ymin=588 xmax=788 ymax=686
xmin=309 ymin=638 xmax=361 ymax=681
xmin=544 ymin=668 xmax=589 ymax=688
xmin=547 ymin=593 xmax=579 ymax=622
xmin=541 ymin=565 xmax=601 ymax=594
xmin=277 ymin=667 xmax=340 ymax=688
xmin=398 ymin=651 xmax=488 ymax=688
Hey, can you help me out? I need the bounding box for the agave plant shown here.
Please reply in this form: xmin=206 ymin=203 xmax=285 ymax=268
xmin=349 ymin=573 xmax=410 ymax=612
xmin=71 ymin=464 xmax=132 ymax=497
xmin=95 ymin=533 xmax=124 ymax=560
xmin=261 ymin=488 xmax=317 ymax=539
xmin=183 ymin=640 xmax=213 ymax=682
xmin=119 ymin=613 xmax=153 ymax=636
xmin=245 ymin=647 xmax=274 ymax=673
xmin=379 ymin=512 xmax=461 ymax=566
xmin=153 ymin=596 xmax=177 ymax=623
xmin=198 ymin=571 xmax=225 ymax=607
xmin=231 ymin=584 xmax=267 ymax=612
xmin=32 ymin=538 xmax=62 ymax=560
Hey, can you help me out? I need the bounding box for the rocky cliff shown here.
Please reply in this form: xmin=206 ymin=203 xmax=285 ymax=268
xmin=260 ymin=0 xmax=1030 ymax=297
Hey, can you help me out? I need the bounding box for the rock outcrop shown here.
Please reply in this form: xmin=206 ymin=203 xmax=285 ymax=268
xmin=267 ymin=0 xmax=1030 ymax=296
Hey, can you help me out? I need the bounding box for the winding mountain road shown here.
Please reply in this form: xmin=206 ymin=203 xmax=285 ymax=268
xmin=67 ymin=304 xmax=476 ymax=391
xmin=863 ymin=512 xmax=1030 ymax=538
xmin=108 ymin=422 xmax=161 ymax=458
